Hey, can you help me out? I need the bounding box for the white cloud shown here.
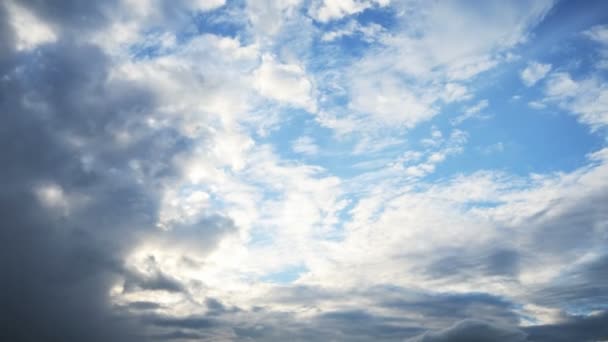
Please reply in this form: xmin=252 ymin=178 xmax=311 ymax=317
xmin=348 ymin=73 xmax=437 ymax=128
xmin=246 ymin=0 xmax=302 ymax=37
xmin=292 ymin=136 xmax=320 ymax=155
xmin=254 ymin=54 xmax=316 ymax=112
xmin=521 ymin=61 xmax=552 ymax=86
xmin=297 ymin=147 xmax=608 ymax=316
xmin=479 ymin=142 xmax=505 ymax=155
xmin=528 ymin=100 xmax=547 ymax=110
xmin=452 ymin=99 xmax=490 ymax=125
xmin=381 ymin=0 xmax=553 ymax=80
xmin=543 ymin=72 xmax=608 ymax=130
xmin=317 ymin=0 xmax=554 ymax=134
xmin=442 ymin=83 xmax=471 ymax=103
xmin=5 ymin=0 xmax=57 ymax=51
xmin=309 ymin=0 xmax=390 ymax=22
xmin=186 ymin=0 xmax=226 ymax=11
xmin=465 ymin=99 xmax=489 ymax=115
xmin=584 ymin=25 xmax=608 ymax=70
xmin=584 ymin=24 xmax=608 ymax=45
xmin=321 ymin=20 xmax=385 ymax=42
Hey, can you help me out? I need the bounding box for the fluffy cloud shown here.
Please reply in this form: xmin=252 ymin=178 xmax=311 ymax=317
xmin=521 ymin=61 xmax=552 ymax=86
xmin=254 ymin=54 xmax=316 ymax=112
xmin=309 ymin=0 xmax=390 ymax=22
xmin=543 ymin=72 xmax=608 ymax=130
xmin=316 ymin=0 xmax=553 ymax=133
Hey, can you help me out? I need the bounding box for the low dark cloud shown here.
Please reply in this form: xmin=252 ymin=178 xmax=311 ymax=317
xmin=0 ymin=2 xmax=195 ymax=341
xmin=525 ymin=311 xmax=608 ymax=342
xmin=529 ymin=253 xmax=608 ymax=313
xmin=405 ymin=319 xmax=527 ymax=342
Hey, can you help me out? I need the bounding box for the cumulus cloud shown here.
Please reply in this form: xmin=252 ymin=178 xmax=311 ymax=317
xmin=254 ymin=54 xmax=316 ymax=112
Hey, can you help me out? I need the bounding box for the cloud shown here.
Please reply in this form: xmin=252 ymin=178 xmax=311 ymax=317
xmin=0 ymin=39 xmax=156 ymax=342
xmin=254 ymin=54 xmax=316 ymax=112
xmin=584 ymin=24 xmax=608 ymax=69
xmin=1 ymin=1 xmax=606 ymax=341
xmin=521 ymin=61 xmax=552 ymax=86
xmin=292 ymin=136 xmax=320 ymax=155
xmin=317 ymin=0 xmax=553 ymax=133
xmin=0 ymin=2 xmax=238 ymax=340
xmin=525 ymin=311 xmax=608 ymax=342
xmin=452 ymin=99 xmax=490 ymax=125
xmin=321 ymin=19 xmax=386 ymax=42
xmin=543 ymin=72 xmax=608 ymax=130
xmin=584 ymin=25 xmax=608 ymax=45
xmin=309 ymin=0 xmax=390 ymax=22
xmin=348 ymin=73 xmax=438 ymax=129
xmin=406 ymin=319 xmax=527 ymax=342
xmin=246 ymin=0 xmax=302 ymax=37
xmin=4 ymin=0 xmax=56 ymax=50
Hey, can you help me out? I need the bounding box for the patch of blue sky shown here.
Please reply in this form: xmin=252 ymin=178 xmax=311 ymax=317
xmin=130 ymin=3 xmax=249 ymax=61
xmin=356 ymin=4 xmax=399 ymax=29
xmin=255 ymin=108 xmax=316 ymax=153
xmin=306 ymin=7 xmax=398 ymax=68
xmin=129 ymin=28 xmax=175 ymax=59
xmin=191 ymin=1 xmax=248 ymax=40
xmin=424 ymin=67 xmax=603 ymax=183
xmin=461 ymin=200 xmax=505 ymax=211
xmin=261 ymin=265 xmax=308 ymax=284
xmin=247 ymin=227 xmax=275 ymax=246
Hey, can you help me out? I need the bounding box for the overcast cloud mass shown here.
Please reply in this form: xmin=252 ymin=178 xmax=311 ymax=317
xmin=1 ymin=0 xmax=607 ymax=341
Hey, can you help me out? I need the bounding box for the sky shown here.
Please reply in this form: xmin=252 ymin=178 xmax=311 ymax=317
xmin=1 ymin=0 xmax=607 ymax=341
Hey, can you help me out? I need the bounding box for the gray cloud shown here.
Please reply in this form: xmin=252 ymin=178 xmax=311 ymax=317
xmin=524 ymin=311 xmax=608 ymax=342
xmin=0 ymin=2 xmax=201 ymax=341
xmin=405 ymin=319 xmax=527 ymax=342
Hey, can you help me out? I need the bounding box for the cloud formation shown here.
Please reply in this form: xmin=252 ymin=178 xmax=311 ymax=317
xmin=1 ymin=0 xmax=607 ymax=341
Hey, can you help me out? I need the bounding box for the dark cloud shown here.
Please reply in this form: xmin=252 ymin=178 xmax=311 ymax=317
xmin=13 ymin=0 xmax=118 ymax=34
xmin=528 ymin=189 xmax=608 ymax=255
xmin=0 ymin=2 xmax=193 ymax=341
xmin=524 ymin=311 xmax=608 ymax=342
xmin=377 ymin=288 xmax=521 ymax=329
xmin=127 ymin=301 xmax=164 ymax=311
xmin=123 ymin=265 xmax=186 ymax=294
xmin=405 ymin=319 xmax=527 ymax=342
xmin=529 ymin=253 xmax=608 ymax=312
xmin=141 ymin=286 xmax=523 ymax=341
xmin=149 ymin=316 xmax=218 ymax=330
xmin=424 ymin=247 xmax=521 ymax=280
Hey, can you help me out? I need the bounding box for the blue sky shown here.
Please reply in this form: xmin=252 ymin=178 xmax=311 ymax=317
xmin=1 ymin=0 xmax=608 ymax=341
